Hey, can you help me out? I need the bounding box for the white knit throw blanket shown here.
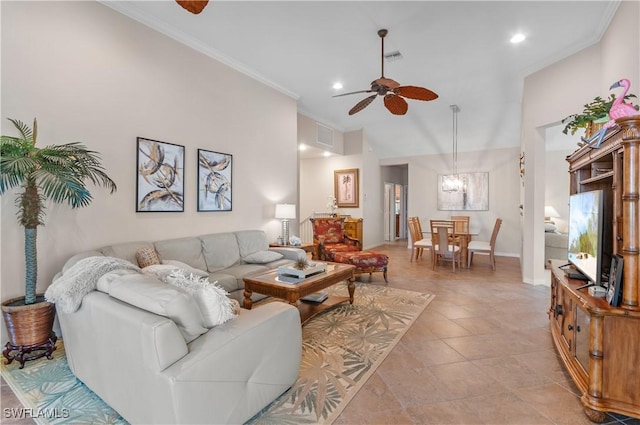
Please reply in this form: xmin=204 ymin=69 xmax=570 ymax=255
xmin=45 ymin=256 xmax=140 ymax=313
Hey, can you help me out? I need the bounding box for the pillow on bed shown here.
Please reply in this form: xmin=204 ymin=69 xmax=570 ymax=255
xmin=243 ymin=250 xmax=283 ymax=264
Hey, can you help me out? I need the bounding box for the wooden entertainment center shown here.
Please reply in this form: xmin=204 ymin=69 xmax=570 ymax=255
xmin=549 ymin=116 xmax=640 ymax=421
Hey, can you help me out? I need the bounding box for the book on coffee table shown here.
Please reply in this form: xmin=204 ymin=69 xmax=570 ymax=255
xmin=300 ymin=291 xmax=328 ymax=303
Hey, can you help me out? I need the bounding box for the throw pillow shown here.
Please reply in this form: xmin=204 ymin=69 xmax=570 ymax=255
xmin=545 ymin=222 xmax=557 ymax=233
xmin=136 ymin=247 xmax=161 ymax=268
xmin=164 ymin=269 xmax=237 ymax=327
xmin=243 ymin=250 xmax=283 ymax=264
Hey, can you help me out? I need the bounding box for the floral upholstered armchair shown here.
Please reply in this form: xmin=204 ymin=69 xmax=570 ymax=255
xmin=309 ymin=217 xmax=361 ymax=261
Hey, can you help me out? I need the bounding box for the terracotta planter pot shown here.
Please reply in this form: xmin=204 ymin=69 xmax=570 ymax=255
xmin=1 ymin=295 xmax=57 ymax=368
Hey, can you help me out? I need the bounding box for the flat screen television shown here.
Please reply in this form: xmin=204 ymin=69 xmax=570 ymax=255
xmin=567 ymin=189 xmax=604 ymax=285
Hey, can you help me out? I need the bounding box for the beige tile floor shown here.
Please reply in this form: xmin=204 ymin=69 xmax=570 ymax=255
xmin=333 ymin=241 xmax=640 ymax=425
xmin=2 ymin=240 xmax=639 ymax=424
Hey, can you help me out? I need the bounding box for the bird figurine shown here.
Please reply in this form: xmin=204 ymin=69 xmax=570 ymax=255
xmin=585 ymin=78 xmax=639 ymax=148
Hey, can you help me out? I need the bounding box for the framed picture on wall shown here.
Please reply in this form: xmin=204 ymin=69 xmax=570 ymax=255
xmin=136 ymin=137 xmax=184 ymax=212
xmin=334 ymin=168 xmax=359 ymax=208
xmin=437 ymin=172 xmax=489 ymax=211
xmin=197 ymin=149 xmax=232 ymax=211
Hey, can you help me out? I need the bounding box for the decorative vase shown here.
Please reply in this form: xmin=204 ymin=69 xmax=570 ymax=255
xmin=1 ymin=294 xmax=57 ymax=369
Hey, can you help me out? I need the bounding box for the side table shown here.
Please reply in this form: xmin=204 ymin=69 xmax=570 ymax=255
xmin=270 ymin=243 xmax=317 ymax=260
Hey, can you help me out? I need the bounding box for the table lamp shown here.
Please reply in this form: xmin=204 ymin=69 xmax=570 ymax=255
xmin=275 ymin=204 xmax=296 ymax=245
xmin=544 ymin=206 xmax=560 ymax=224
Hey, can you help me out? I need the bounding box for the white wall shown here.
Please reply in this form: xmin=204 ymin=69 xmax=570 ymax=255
xmin=297 ymin=113 xmax=344 ymax=155
xmin=298 ymin=126 xmax=390 ymax=249
xmin=521 ymin=0 xmax=639 ymax=285
xmin=1 ymin=2 xmax=298 ymax=309
xmin=544 ymin=124 xmax=579 ymax=234
xmin=361 ymin=130 xmax=384 ymax=249
xmin=382 ymin=146 xmax=521 ymax=257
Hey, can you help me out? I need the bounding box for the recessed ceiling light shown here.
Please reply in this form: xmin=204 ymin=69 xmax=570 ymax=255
xmin=332 ymin=82 xmax=343 ymax=90
xmin=510 ymin=33 xmax=526 ymax=44
xmin=323 ymin=151 xmax=331 ymax=157
xmin=299 ymin=144 xmax=307 ymax=151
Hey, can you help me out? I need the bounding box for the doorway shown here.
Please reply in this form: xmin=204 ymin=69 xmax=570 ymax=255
xmin=384 ymin=182 xmax=407 ymax=241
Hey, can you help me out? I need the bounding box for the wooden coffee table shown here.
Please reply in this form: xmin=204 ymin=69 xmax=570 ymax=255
xmin=242 ymin=262 xmax=356 ymax=324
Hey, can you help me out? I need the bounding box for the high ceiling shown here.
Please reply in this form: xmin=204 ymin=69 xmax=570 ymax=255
xmin=103 ymin=1 xmax=618 ymax=159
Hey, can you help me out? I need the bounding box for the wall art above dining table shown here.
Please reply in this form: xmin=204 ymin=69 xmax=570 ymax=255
xmin=437 ymin=172 xmax=489 ymax=211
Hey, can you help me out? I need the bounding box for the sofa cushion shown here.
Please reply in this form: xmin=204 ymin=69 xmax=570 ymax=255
xmin=243 ymin=250 xmax=283 ymax=264
xmin=235 ymin=230 xmax=269 ymax=258
xmin=200 ymin=232 xmax=241 ymax=271
xmin=109 ymin=274 xmax=207 ymax=343
xmin=100 ymin=242 xmax=154 ymax=266
xmin=161 ymin=260 xmax=209 ymax=278
xmin=62 ymin=250 xmax=104 ymax=274
xmin=207 ymin=272 xmax=241 ymax=293
xmin=154 ymin=237 xmax=208 ymax=272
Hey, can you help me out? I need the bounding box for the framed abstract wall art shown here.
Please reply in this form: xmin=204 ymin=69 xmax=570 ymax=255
xmin=437 ymin=172 xmax=489 ymax=211
xmin=334 ymin=168 xmax=359 ymax=208
xmin=198 ymin=149 xmax=232 ymax=211
xmin=136 ymin=137 xmax=184 ymax=212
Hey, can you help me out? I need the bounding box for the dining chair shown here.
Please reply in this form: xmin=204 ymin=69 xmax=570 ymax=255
xmin=467 ymin=218 xmax=503 ymax=270
xmin=450 ymin=216 xmax=470 ymax=235
xmin=450 ymin=215 xmax=471 ymax=265
xmin=430 ymin=220 xmax=461 ymax=272
xmin=408 ymin=217 xmax=432 ymax=262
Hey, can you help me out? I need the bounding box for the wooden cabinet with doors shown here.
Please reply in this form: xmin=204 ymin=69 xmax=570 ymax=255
xmin=343 ymin=218 xmax=363 ymax=247
xmin=549 ymin=116 xmax=640 ymax=421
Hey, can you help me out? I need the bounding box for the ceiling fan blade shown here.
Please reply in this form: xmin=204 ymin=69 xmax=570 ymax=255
xmin=375 ymin=78 xmax=400 ymax=89
xmin=394 ymin=86 xmax=439 ymax=101
xmin=349 ymin=95 xmax=377 ymax=115
xmin=333 ymin=90 xmax=373 ymax=98
xmin=176 ymin=0 xmax=209 ymax=14
xmin=384 ymin=94 xmax=408 ymax=115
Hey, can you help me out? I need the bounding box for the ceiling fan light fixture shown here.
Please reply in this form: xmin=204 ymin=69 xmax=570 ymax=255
xmin=333 ymin=28 xmax=438 ymax=115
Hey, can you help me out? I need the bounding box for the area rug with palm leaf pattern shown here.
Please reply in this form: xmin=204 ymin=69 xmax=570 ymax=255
xmin=1 ymin=282 xmax=434 ymax=425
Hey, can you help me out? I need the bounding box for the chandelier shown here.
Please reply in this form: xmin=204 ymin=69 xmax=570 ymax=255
xmin=442 ymin=105 xmax=466 ymax=193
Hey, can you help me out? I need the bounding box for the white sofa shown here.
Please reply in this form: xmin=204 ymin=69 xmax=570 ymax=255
xmin=54 ymin=230 xmax=304 ymax=424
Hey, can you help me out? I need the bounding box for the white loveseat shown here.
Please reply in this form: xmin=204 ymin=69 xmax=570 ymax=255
xmin=54 ymin=230 xmax=304 ymax=424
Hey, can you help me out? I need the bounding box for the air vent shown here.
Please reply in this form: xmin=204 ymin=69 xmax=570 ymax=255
xmin=384 ymin=51 xmax=403 ymax=62
xmin=316 ymin=123 xmax=333 ymax=147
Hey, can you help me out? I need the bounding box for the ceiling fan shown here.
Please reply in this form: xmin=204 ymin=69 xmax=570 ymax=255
xmin=176 ymin=1 xmax=209 ymax=14
xmin=334 ymin=29 xmax=438 ymax=116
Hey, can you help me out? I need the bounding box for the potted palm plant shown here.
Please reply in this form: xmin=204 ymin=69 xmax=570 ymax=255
xmin=0 ymin=118 xmax=116 ymax=367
